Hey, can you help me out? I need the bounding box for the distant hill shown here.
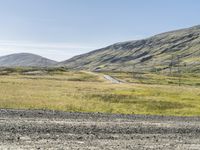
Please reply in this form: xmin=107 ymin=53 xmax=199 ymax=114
xmin=0 ymin=53 xmax=57 ymax=67
xmin=60 ymin=25 xmax=200 ymax=73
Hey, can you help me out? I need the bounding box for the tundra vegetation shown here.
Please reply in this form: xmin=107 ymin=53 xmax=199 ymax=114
xmin=0 ymin=67 xmax=199 ymax=116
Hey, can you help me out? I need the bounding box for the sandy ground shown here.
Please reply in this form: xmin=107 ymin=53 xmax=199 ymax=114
xmin=0 ymin=109 xmax=200 ymax=150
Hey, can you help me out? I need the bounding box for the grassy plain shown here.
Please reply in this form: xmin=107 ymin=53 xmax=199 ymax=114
xmin=0 ymin=68 xmax=200 ymax=116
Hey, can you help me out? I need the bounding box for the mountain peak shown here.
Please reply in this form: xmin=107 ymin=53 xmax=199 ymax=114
xmin=0 ymin=53 xmax=57 ymax=67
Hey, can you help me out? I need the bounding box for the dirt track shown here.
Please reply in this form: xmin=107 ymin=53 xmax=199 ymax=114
xmin=103 ymin=75 xmax=121 ymax=84
xmin=0 ymin=109 xmax=200 ymax=150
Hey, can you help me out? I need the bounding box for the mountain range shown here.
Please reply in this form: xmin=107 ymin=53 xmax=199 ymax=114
xmin=60 ymin=25 xmax=200 ymax=72
xmin=0 ymin=25 xmax=200 ymax=72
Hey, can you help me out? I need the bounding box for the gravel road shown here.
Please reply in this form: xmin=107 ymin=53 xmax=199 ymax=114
xmin=103 ymin=75 xmax=121 ymax=84
xmin=0 ymin=109 xmax=200 ymax=150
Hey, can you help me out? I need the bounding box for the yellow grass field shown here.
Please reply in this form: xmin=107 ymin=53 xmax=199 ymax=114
xmin=0 ymin=71 xmax=200 ymax=116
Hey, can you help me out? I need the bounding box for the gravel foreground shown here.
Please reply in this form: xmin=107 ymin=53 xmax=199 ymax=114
xmin=0 ymin=109 xmax=200 ymax=150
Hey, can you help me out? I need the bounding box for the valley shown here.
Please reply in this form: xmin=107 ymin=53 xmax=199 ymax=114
xmin=0 ymin=25 xmax=200 ymax=149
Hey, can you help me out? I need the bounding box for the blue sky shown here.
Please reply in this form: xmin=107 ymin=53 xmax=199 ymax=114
xmin=0 ymin=0 xmax=199 ymax=61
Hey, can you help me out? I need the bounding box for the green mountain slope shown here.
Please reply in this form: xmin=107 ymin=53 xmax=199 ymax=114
xmin=60 ymin=25 xmax=200 ymax=73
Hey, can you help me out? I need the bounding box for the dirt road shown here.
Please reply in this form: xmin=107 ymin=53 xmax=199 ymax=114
xmin=0 ymin=109 xmax=200 ymax=150
xmin=82 ymin=71 xmax=122 ymax=84
xmin=103 ymin=75 xmax=121 ymax=84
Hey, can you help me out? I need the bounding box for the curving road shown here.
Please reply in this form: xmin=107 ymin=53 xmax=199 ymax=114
xmin=82 ymin=71 xmax=123 ymax=84
xmin=103 ymin=75 xmax=121 ymax=84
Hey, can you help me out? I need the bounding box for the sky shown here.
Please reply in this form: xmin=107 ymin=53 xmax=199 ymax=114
xmin=0 ymin=0 xmax=199 ymax=61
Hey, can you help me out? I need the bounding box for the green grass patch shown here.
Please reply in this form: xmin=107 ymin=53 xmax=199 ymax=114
xmin=0 ymin=71 xmax=199 ymax=116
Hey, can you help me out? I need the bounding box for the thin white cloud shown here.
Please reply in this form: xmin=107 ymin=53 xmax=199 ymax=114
xmin=0 ymin=40 xmax=97 ymax=61
xmin=0 ymin=35 xmax=143 ymax=61
xmin=0 ymin=40 xmax=96 ymax=50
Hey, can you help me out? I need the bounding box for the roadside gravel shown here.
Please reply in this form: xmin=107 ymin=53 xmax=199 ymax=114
xmin=0 ymin=109 xmax=200 ymax=150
